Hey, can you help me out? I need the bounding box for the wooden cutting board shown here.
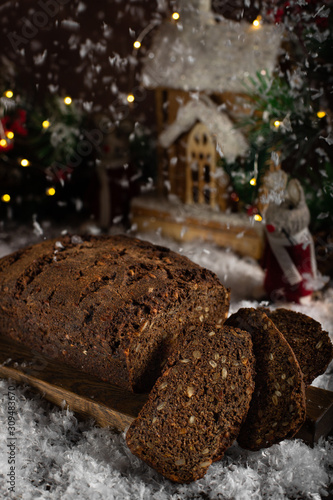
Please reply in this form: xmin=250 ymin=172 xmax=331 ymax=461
xmin=0 ymin=336 xmax=148 ymax=431
xmin=0 ymin=335 xmax=332 ymax=443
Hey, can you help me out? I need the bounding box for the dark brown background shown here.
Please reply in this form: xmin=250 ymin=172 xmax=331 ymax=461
xmin=0 ymin=0 xmax=263 ymax=124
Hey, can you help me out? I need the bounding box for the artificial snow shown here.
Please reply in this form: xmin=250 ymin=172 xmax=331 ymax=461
xmin=131 ymin=194 xmax=264 ymax=232
xmin=61 ymin=19 xmax=80 ymax=32
xmin=33 ymin=50 xmax=47 ymax=66
xmin=158 ymin=97 xmax=248 ymax=162
xmin=0 ymin=226 xmax=332 ymax=499
xmin=141 ymin=11 xmax=283 ymax=93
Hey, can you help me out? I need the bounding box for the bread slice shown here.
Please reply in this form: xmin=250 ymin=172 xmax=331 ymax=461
xmin=262 ymin=308 xmax=333 ymax=386
xmin=226 ymin=308 xmax=306 ymax=451
xmin=126 ymin=325 xmax=255 ymax=483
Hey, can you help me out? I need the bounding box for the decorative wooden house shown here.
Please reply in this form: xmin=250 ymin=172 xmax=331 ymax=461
xmin=131 ymin=0 xmax=284 ymax=259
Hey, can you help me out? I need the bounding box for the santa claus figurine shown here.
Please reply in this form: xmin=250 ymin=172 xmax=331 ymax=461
xmin=263 ymin=175 xmax=320 ymax=304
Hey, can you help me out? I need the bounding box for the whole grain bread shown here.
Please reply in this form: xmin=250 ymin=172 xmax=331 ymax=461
xmin=0 ymin=234 xmax=230 ymax=392
xmin=226 ymin=308 xmax=306 ymax=451
xmin=262 ymin=307 xmax=333 ymax=386
xmin=126 ymin=325 xmax=255 ymax=483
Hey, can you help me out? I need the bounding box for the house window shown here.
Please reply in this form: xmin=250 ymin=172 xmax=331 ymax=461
xmin=186 ymin=123 xmax=217 ymax=208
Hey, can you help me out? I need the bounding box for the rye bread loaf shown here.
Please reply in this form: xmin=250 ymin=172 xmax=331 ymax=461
xmin=126 ymin=325 xmax=255 ymax=483
xmin=262 ymin=307 xmax=333 ymax=386
xmin=226 ymin=308 xmax=306 ymax=451
xmin=0 ymin=234 xmax=230 ymax=393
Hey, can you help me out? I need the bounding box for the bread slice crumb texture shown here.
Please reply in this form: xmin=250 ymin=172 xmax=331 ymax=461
xmin=262 ymin=307 xmax=333 ymax=386
xmin=226 ymin=308 xmax=306 ymax=451
xmin=126 ymin=326 xmax=255 ymax=483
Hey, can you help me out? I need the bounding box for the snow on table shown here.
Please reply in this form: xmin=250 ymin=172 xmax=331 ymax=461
xmin=0 ymin=224 xmax=332 ymax=500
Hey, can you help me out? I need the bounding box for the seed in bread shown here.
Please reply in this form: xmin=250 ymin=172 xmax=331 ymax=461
xmin=0 ymin=234 xmax=230 ymax=393
xmin=226 ymin=308 xmax=306 ymax=451
xmin=261 ymin=307 xmax=333 ymax=386
xmin=126 ymin=325 xmax=255 ymax=483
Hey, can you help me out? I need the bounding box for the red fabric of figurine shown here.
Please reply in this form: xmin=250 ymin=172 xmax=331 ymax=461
xmin=263 ymin=178 xmax=319 ymax=304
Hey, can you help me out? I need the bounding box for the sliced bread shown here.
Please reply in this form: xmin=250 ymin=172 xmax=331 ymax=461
xmin=126 ymin=325 xmax=255 ymax=483
xmin=262 ymin=307 xmax=333 ymax=386
xmin=226 ymin=308 xmax=306 ymax=451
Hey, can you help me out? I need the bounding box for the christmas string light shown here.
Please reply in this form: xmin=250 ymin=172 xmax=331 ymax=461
xmin=46 ymin=187 xmax=56 ymax=196
xmin=254 ymin=214 xmax=263 ymax=222
xmin=250 ymin=178 xmax=257 ymax=186
xmin=1 ymin=194 xmax=11 ymax=202
xmin=252 ymin=16 xmax=262 ymax=28
xmin=0 ymin=120 xmax=8 ymax=148
xmin=132 ymin=19 xmax=160 ymax=52
xmin=172 ymin=12 xmax=180 ymax=21
xmin=4 ymin=90 xmax=13 ymax=98
xmin=0 ymin=91 xmax=85 ymax=201
xmin=64 ymin=96 xmax=72 ymax=105
xmin=128 ymin=19 xmax=162 ymax=103
xmin=317 ymin=111 xmax=326 ymax=119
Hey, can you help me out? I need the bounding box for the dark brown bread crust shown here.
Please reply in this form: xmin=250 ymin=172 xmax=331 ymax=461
xmin=0 ymin=234 xmax=230 ymax=393
xmin=226 ymin=308 xmax=306 ymax=451
xmin=262 ymin=308 xmax=333 ymax=386
xmin=126 ymin=326 xmax=255 ymax=483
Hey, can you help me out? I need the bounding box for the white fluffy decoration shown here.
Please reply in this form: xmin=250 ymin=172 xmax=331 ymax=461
xmin=141 ymin=16 xmax=283 ymax=93
xmin=0 ymin=228 xmax=332 ymax=499
xmin=158 ymin=99 xmax=248 ymax=162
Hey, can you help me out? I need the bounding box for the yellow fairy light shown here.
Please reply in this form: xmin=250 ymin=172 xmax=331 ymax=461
xmin=4 ymin=90 xmax=13 ymax=98
xmin=42 ymin=120 xmax=50 ymax=129
xmin=254 ymin=214 xmax=263 ymax=222
xmin=64 ymin=96 xmax=72 ymax=105
xmin=1 ymin=194 xmax=11 ymax=202
xmin=317 ymin=111 xmax=326 ymax=119
xmin=252 ymin=16 xmax=262 ymax=28
xmin=172 ymin=12 xmax=180 ymax=21
xmin=46 ymin=187 xmax=56 ymax=196
xmin=21 ymin=159 xmax=30 ymax=167
xmin=6 ymin=131 xmax=14 ymax=139
xmin=127 ymin=94 xmax=135 ymax=103
xmin=133 ymin=40 xmax=141 ymax=49
xmin=274 ymin=120 xmax=281 ymax=128
xmin=250 ymin=178 xmax=257 ymax=186
xmin=0 ymin=139 xmax=7 ymax=147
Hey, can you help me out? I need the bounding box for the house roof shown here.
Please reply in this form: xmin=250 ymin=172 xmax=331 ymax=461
xmin=159 ymin=99 xmax=248 ymax=162
xmin=141 ymin=16 xmax=284 ymax=93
